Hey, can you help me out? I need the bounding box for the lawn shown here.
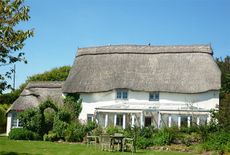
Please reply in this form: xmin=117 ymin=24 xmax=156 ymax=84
xmin=0 ymin=136 xmax=193 ymax=155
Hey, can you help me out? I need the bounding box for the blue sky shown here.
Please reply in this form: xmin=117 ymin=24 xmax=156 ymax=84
xmin=5 ymin=0 xmax=230 ymax=89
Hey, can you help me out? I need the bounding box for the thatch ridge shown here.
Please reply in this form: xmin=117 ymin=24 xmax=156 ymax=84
xmin=77 ymin=44 xmax=212 ymax=57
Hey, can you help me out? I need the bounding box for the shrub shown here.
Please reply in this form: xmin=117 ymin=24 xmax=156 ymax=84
xmin=9 ymin=128 xmax=40 ymax=140
xmin=136 ymin=136 xmax=153 ymax=149
xmin=153 ymin=128 xmax=174 ymax=145
xmin=85 ymin=121 xmax=97 ymax=133
xmin=64 ymin=94 xmax=82 ymax=120
xmin=43 ymin=132 xmax=58 ymax=142
xmin=18 ymin=108 xmax=43 ymax=135
xmin=53 ymin=119 xmax=68 ymax=139
xmin=92 ymin=125 xmax=103 ymax=136
xmin=140 ymin=126 xmax=156 ymax=138
xmin=202 ymin=131 xmax=230 ymax=153
xmin=55 ymin=110 xmax=71 ymax=123
xmin=65 ymin=123 xmax=86 ymax=142
xmin=106 ymin=125 xmax=123 ymax=135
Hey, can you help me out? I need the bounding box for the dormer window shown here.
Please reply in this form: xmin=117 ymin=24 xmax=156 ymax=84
xmin=149 ymin=92 xmax=159 ymax=101
xmin=116 ymin=89 xmax=128 ymax=100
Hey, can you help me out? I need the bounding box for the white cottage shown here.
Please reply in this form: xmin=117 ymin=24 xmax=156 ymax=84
xmin=62 ymin=44 xmax=221 ymax=129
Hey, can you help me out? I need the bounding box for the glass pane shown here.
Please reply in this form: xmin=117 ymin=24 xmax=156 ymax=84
xmin=155 ymin=93 xmax=159 ymax=100
xmin=117 ymin=91 xmax=122 ymax=99
xmin=181 ymin=116 xmax=188 ymax=127
xmin=12 ymin=113 xmax=17 ymax=127
xmin=116 ymin=115 xmax=123 ymax=126
xmin=171 ymin=115 xmax=178 ymax=127
xmin=122 ymin=91 xmax=128 ymax=99
xmin=161 ymin=114 xmax=169 ymax=127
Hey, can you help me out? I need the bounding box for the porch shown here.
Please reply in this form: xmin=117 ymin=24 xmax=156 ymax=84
xmin=95 ymin=103 xmax=210 ymax=129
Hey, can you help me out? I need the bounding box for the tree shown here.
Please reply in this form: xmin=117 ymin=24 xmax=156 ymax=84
xmin=216 ymin=56 xmax=230 ymax=97
xmin=218 ymin=94 xmax=230 ymax=131
xmin=64 ymin=94 xmax=82 ymax=121
xmin=215 ymin=56 xmax=230 ymax=131
xmin=0 ymin=0 xmax=34 ymax=93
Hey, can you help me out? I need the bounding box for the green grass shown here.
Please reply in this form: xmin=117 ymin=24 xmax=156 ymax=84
xmin=0 ymin=136 xmax=192 ymax=155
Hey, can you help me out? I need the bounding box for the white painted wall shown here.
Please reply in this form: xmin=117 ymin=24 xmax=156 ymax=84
xmin=79 ymin=90 xmax=219 ymax=122
xmin=6 ymin=112 xmax=12 ymax=136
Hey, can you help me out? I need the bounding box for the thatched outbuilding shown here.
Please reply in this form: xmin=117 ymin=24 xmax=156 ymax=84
xmin=6 ymin=81 xmax=63 ymax=135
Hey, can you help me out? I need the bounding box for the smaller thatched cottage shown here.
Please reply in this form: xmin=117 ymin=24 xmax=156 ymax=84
xmin=6 ymin=81 xmax=63 ymax=135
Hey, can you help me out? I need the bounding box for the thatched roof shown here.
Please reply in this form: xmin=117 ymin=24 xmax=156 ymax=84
xmin=8 ymin=81 xmax=63 ymax=112
xmin=62 ymin=44 xmax=221 ymax=94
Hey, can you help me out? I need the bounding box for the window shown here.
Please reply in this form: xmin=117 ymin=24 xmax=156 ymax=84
xmin=116 ymin=114 xmax=123 ymax=126
xmin=149 ymin=92 xmax=159 ymax=101
xmin=181 ymin=116 xmax=188 ymax=128
xmin=87 ymin=114 xmax=93 ymax=122
xmin=11 ymin=112 xmax=22 ymax=128
xmin=116 ymin=89 xmax=128 ymax=100
xmin=145 ymin=117 xmax=152 ymax=127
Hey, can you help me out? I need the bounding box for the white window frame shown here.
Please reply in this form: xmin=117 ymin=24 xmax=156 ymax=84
xmin=116 ymin=89 xmax=128 ymax=100
xmin=11 ymin=112 xmax=22 ymax=128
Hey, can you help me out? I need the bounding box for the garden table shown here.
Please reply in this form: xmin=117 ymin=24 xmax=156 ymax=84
xmin=110 ymin=134 xmax=125 ymax=151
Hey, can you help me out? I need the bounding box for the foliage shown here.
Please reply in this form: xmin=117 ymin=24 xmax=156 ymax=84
xmin=19 ymin=99 xmax=59 ymax=137
xmin=85 ymin=121 xmax=97 ymax=133
xmin=153 ymin=128 xmax=174 ymax=146
xmin=55 ymin=110 xmax=71 ymax=123
xmin=27 ymin=66 xmax=71 ymax=82
xmin=136 ymin=136 xmax=153 ymax=149
xmin=43 ymin=131 xmax=58 ymax=142
xmin=0 ymin=89 xmax=21 ymax=105
xmin=216 ymin=56 xmax=230 ymax=96
xmin=202 ymin=131 xmax=230 ymax=153
xmin=106 ymin=125 xmax=123 ymax=135
xmin=0 ymin=0 xmax=34 ymax=93
xmin=140 ymin=126 xmax=156 ymax=138
xmin=9 ymin=128 xmax=40 ymax=140
xmin=63 ymin=94 xmax=82 ymax=120
xmin=52 ymin=118 xmax=68 ymax=139
xmin=0 ymin=104 xmax=10 ymax=133
xmin=65 ymin=122 xmax=86 ymax=142
xmin=18 ymin=108 xmax=43 ymax=135
xmin=217 ymin=94 xmax=230 ymax=131
xmin=39 ymin=99 xmax=58 ymax=135
xmin=92 ymin=125 xmax=103 ymax=136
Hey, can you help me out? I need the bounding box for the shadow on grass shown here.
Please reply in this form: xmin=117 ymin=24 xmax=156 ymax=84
xmin=0 ymin=151 xmax=41 ymax=155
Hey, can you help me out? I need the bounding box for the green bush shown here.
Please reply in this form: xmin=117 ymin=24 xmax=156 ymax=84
xmin=92 ymin=125 xmax=103 ymax=136
xmin=43 ymin=132 xmax=58 ymax=142
xmin=85 ymin=121 xmax=97 ymax=133
xmin=202 ymin=131 xmax=230 ymax=153
xmin=136 ymin=136 xmax=153 ymax=149
xmin=53 ymin=119 xmax=68 ymax=139
xmin=55 ymin=110 xmax=71 ymax=123
xmin=106 ymin=125 xmax=123 ymax=135
xmin=65 ymin=123 xmax=86 ymax=142
xmin=140 ymin=126 xmax=156 ymax=138
xmin=18 ymin=108 xmax=43 ymax=135
xmin=153 ymin=128 xmax=174 ymax=145
xmin=9 ymin=128 xmax=40 ymax=140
